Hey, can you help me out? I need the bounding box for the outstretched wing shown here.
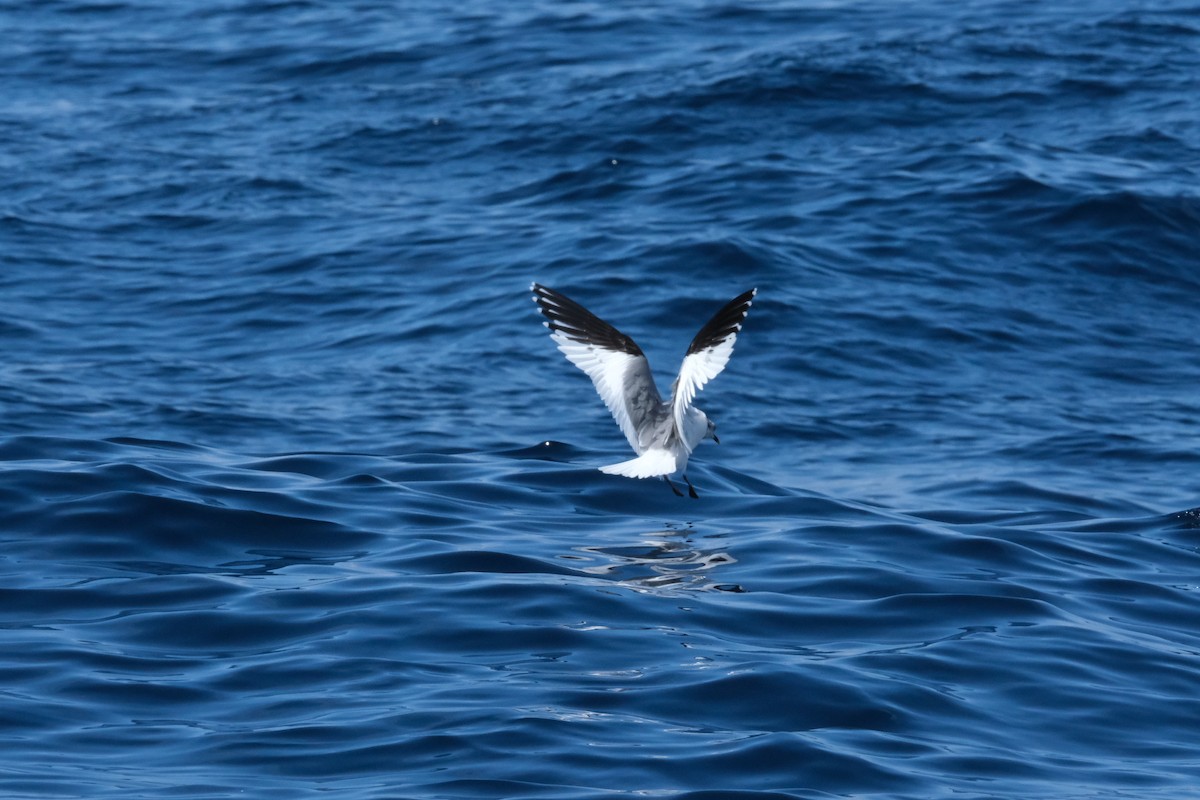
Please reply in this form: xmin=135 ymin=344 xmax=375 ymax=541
xmin=531 ymin=283 xmax=663 ymax=453
xmin=671 ymin=288 xmax=756 ymax=443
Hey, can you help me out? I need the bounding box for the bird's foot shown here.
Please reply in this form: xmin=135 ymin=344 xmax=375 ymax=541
xmin=663 ymin=476 xmax=684 ymax=497
xmin=683 ymin=474 xmax=699 ymax=499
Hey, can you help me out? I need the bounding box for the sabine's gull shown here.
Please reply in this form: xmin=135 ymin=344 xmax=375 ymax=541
xmin=531 ymin=283 xmax=756 ymax=498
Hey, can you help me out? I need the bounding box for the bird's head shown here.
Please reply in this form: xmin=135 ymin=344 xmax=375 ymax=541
xmin=705 ymin=417 xmax=720 ymax=445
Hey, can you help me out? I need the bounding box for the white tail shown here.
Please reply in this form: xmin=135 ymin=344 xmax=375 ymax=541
xmin=599 ymin=449 xmax=678 ymax=479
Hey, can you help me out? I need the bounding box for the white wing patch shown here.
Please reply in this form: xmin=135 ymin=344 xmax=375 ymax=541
xmin=548 ymin=330 xmax=653 ymax=453
xmin=671 ymin=339 xmax=737 ymax=447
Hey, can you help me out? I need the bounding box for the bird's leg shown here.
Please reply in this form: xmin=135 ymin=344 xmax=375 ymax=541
xmin=663 ymin=476 xmax=684 ymax=497
xmin=683 ymin=474 xmax=699 ymax=499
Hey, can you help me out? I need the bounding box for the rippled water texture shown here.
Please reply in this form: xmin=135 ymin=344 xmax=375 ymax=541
xmin=2 ymin=1 xmax=1200 ymax=798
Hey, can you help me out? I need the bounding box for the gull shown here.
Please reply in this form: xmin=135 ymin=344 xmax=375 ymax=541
xmin=531 ymin=283 xmax=756 ymax=498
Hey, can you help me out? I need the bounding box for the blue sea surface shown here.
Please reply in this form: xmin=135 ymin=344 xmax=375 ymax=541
xmin=3 ymin=1 xmax=1200 ymax=798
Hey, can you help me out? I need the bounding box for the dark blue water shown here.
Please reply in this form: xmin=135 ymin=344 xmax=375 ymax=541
xmin=3 ymin=1 xmax=1200 ymax=797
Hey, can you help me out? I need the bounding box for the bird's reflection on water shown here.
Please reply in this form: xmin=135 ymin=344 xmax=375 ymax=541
xmin=563 ymin=525 xmax=743 ymax=592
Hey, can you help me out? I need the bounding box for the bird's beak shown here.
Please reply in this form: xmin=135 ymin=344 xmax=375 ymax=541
xmin=713 ymin=434 xmax=720 ymax=444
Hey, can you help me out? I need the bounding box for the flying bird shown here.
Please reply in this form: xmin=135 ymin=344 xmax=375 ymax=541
xmin=531 ymin=283 xmax=756 ymax=498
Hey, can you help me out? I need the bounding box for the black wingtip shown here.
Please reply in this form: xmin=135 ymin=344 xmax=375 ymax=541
xmin=529 ymin=284 xmax=644 ymax=356
xmin=685 ymin=288 xmax=757 ymax=356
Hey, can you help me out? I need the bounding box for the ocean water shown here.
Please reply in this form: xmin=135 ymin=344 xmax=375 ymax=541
xmin=3 ymin=1 xmax=1200 ymax=797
